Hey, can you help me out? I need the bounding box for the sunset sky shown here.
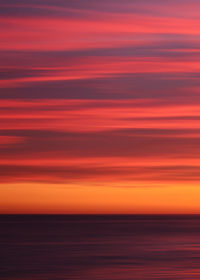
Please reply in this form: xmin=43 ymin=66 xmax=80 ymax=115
xmin=1 ymin=0 xmax=200 ymax=213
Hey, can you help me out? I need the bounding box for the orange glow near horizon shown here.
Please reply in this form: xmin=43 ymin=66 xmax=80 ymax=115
xmin=1 ymin=182 xmax=200 ymax=214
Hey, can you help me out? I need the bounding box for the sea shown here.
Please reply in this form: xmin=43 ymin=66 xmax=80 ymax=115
xmin=1 ymin=215 xmax=200 ymax=279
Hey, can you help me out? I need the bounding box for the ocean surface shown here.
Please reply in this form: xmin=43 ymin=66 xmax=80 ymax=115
xmin=1 ymin=215 xmax=200 ymax=279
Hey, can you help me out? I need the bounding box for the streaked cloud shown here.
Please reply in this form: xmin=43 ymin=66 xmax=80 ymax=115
xmin=0 ymin=0 xmax=200 ymax=213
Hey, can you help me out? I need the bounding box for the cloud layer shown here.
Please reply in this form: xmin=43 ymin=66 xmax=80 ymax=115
xmin=0 ymin=0 xmax=200 ymax=213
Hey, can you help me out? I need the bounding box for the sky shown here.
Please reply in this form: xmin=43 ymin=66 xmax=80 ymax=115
xmin=0 ymin=0 xmax=200 ymax=213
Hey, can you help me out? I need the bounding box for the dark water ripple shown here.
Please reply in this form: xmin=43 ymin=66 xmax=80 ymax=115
xmin=1 ymin=215 xmax=200 ymax=280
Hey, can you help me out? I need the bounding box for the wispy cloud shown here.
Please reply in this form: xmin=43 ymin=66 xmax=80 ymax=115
xmin=0 ymin=0 xmax=200 ymax=213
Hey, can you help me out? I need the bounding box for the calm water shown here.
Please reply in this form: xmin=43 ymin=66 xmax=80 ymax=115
xmin=1 ymin=215 xmax=200 ymax=279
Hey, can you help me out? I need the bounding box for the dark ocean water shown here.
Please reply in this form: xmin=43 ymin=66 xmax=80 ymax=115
xmin=1 ymin=215 xmax=200 ymax=280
